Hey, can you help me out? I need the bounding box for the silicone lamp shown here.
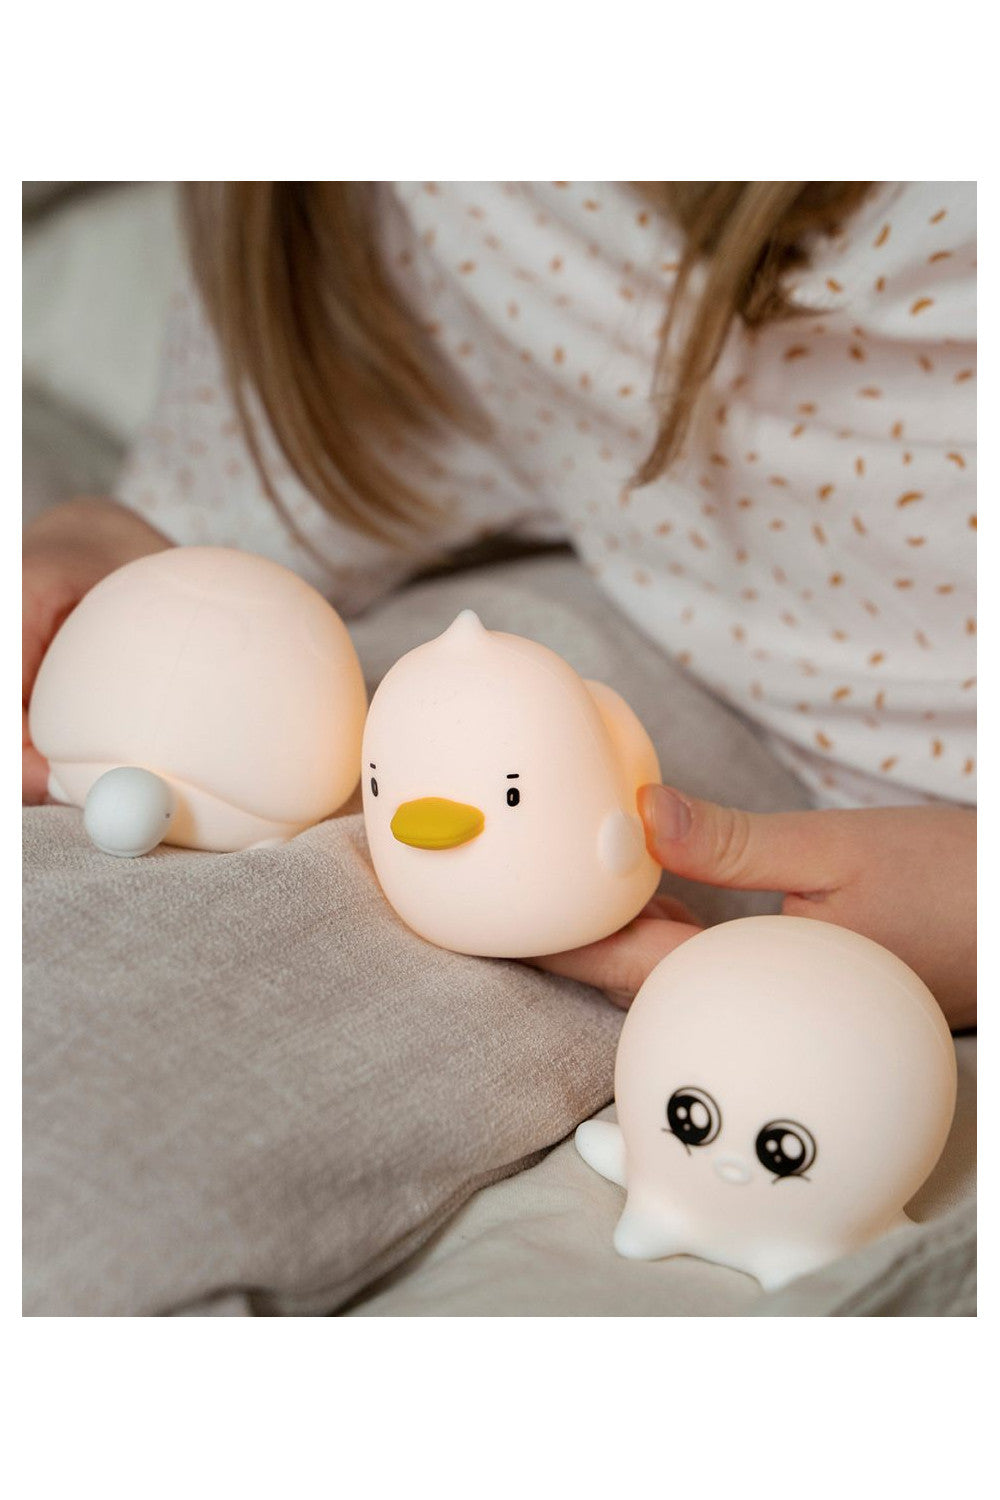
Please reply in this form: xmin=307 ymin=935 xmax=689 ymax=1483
xmin=29 ymin=547 xmax=367 ymax=855
xmin=362 ymin=609 xmax=661 ymax=957
xmin=576 ymin=915 xmax=958 ymax=1290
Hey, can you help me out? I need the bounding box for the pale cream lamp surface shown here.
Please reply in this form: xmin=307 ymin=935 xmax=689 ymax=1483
xmin=30 ymin=547 xmax=367 ymax=855
xmin=577 ymin=915 xmax=958 ymax=1290
xmin=362 ymin=610 xmax=662 ymax=957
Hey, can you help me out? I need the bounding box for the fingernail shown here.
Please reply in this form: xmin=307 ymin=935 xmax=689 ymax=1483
xmin=642 ymin=785 xmax=692 ymax=843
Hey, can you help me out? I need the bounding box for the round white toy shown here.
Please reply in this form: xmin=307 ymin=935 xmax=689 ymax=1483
xmin=362 ymin=609 xmax=661 ymax=957
xmin=576 ymin=915 xmax=957 ymax=1290
xmin=30 ymin=547 xmax=368 ymax=855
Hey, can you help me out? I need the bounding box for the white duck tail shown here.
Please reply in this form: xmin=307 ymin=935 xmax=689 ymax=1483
xmin=83 ymin=766 xmax=176 ymax=857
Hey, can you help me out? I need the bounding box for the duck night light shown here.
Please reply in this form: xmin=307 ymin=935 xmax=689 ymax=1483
xmin=362 ymin=609 xmax=662 ymax=957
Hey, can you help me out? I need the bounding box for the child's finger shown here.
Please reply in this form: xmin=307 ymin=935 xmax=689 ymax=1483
xmin=22 ymin=711 xmax=49 ymax=805
xmin=530 ymin=914 xmax=703 ymax=1008
xmin=639 ymin=893 xmax=700 ymax=925
xmin=637 ymin=784 xmax=855 ymax=895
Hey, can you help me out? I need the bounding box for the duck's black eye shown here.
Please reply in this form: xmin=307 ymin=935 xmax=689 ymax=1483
xmin=370 ymin=777 xmax=378 ymax=797
xmin=665 ymin=1087 xmax=721 ymax=1148
xmin=506 ymin=786 xmax=520 ymax=807
xmin=755 ymin=1120 xmax=816 ymax=1179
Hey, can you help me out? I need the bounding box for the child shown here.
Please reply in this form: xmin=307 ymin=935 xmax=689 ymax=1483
xmin=22 ymin=181 xmax=976 ymax=1024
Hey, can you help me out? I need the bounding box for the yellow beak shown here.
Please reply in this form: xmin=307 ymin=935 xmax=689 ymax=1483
xmin=390 ymin=797 xmax=485 ymax=850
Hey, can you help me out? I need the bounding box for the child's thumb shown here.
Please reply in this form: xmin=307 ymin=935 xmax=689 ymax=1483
xmin=637 ymin=783 xmax=843 ymax=894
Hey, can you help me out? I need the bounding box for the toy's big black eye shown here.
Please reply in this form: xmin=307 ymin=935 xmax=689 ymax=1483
xmin=506 ymin=786 xmax=520 ymax=807
xmin=370 ymin=777 xmax=378 ymax=797
xmin=755 ymin=1120 xmax=816 ymax=1179
xmin=665 ymin=1087 xmax=721 ymax=1148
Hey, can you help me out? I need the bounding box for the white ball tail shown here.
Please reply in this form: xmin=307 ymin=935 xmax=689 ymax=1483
xmin=83 ymin=767 xmax=176 ymax=857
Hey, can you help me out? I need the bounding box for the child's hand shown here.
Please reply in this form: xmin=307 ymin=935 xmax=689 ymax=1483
xmin=23 ymin=498 xmax=170 ymax=803
xmin=534 ymin=785 xmax=976 ymax=1029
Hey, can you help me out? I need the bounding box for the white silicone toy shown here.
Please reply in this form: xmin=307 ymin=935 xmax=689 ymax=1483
xmin=30 ymin=547 xmax=367 ymax=855
xmin=362 ymin=609 xmax=661 ymax=957
xmin=576 ymin=915 xmax=958 ymax=1290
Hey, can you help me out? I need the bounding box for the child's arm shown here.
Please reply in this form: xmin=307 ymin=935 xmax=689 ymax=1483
xmin=535 ymin=785 xmax=976 ymax=1029
xmin=22 ymin=497 xmax=170 ymax=803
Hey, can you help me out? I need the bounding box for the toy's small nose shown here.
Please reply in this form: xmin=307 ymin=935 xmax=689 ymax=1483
xmin=391 ymin=797 xmax=485 ymax=850
xmin=713 ymin=1155 xmax=752 ymax=1187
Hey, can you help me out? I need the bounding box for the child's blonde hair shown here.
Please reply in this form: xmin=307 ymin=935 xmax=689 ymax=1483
xmin=184 ymin=182 xmax=872 ymax=543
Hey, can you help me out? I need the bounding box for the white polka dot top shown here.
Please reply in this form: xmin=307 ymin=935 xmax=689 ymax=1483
xmin=118 ymin=181 xmax=976 ymax=810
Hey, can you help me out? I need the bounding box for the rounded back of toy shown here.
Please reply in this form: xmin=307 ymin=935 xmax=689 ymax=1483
xmin=30 ymin=547 xmax=367 ymax=850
